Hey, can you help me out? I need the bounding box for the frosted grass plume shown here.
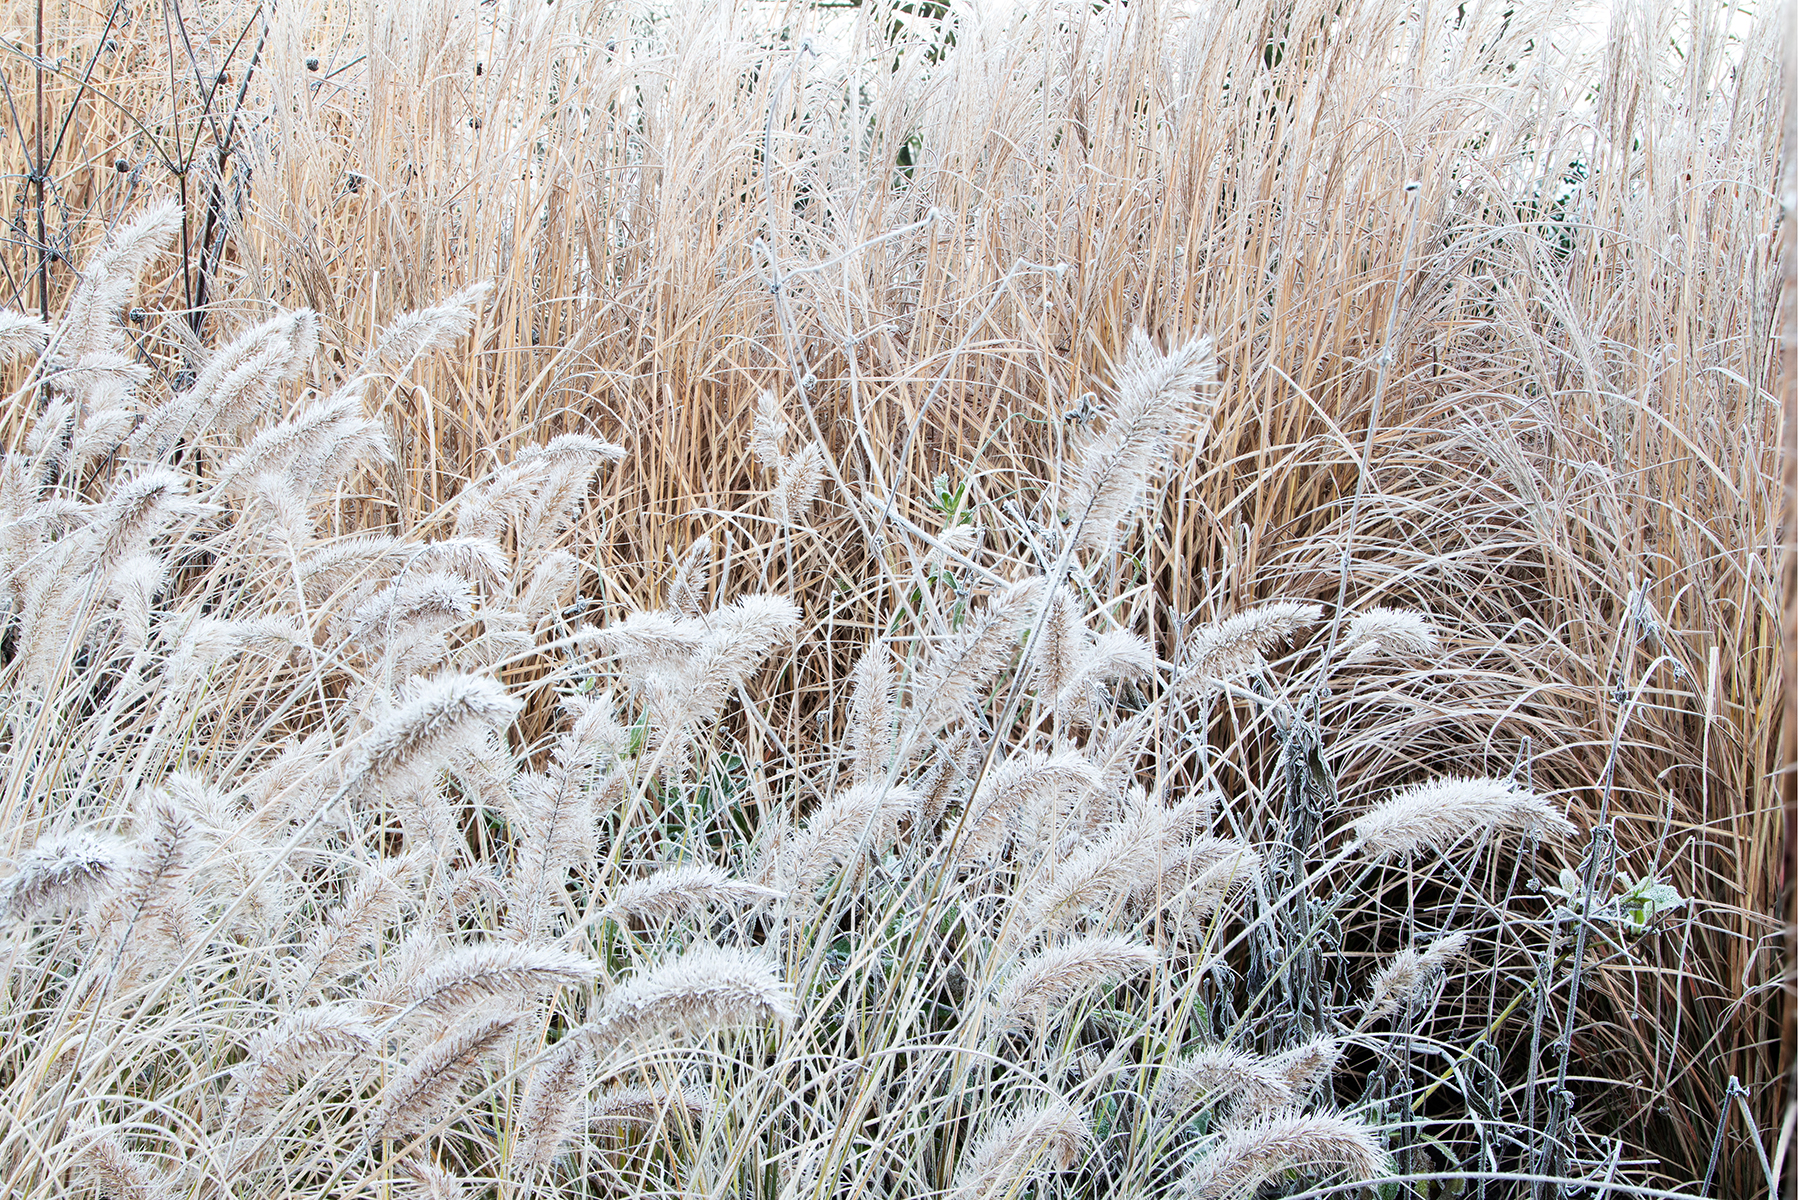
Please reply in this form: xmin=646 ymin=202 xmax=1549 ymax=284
xmin=1348 ymin=775 xmax=1576 ymax=860
xmin=591 ymin=945 xmax=795 ymax=1045
xmin=1180 ymin=1112 xmax=1391 ymax=1200
xmin=0 ymin=830 xmax=126 ymax=921
xmin=1361 ymin=930 xmax=1471 ymax=1023
xmin=951 ymin=1097 xmax=1089 ymax=1200
xmin=991 ymin=935 xmax=1157 ymax=1032
xmin=1339 ymin=606 xmax=1439 ymax=662
xmin=1180 ymin=601 xmax=1321 ymax=685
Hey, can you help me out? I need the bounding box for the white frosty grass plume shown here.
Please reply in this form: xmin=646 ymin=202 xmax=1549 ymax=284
xmin=592 ymin=945 xmax=795 ymax=1044
xmin=1347 ymin=775 xmax=1576 ymax=860
xmin=991 ymin=935 xmax=1157 ymax=1031
xmin=1361 ymin=930 xmax=1471 ymax=1023
xmin=1339 ymin=606 xmax=1439 ymax=663
xmin=0 ymin=830 xmax=126 ymax=921
xmin=344 ymin=674 xmax=521 ymax=795
xmin=1180 ymin=1112 xmax=1391 ymax=1200
xmin=372 ymin=280 xmax=494 ymax=366
xmin=1182 ymin=601 xmax=1321 ymax=683
xmin=604 ymin=863 xmax=782 ymax=924
xmin=951 ymin=1097 xmax=1089 ymax=1200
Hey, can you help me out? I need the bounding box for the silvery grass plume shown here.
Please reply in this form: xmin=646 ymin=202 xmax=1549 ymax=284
xmin=666 ymin=536 xmax=713 ymax=617
xmin=591 ymin=945 xmax=795 ymax=1044
xmin=515 ymin=1037 xmax=594 ymax=1174
xmin=1063 ymin=329 xmax=1214 ymax=556
xmin=394 ymin=1158 xmax=465 ymax=1200
xmin=372 ymin=280 xmax=494 ymax=368
xmin=917 ymin=729 xmax=980 ymax=829
xmin=951 ymin=1097 xmax=1090 ymax=1200
xmin=991 ymin=934 xmax=1157 ymax=1032
xmin=1180 ymin=601 xmax=1322 ymax=686
xmin=1017 ymin=790 xmax=1214 ymax=934
xmin=774 ymin=782 xmax=920 ymax=895
xmin=0 ymin=830 xmax=126 ymax=921
xmin=296 ymin=853 xmax=417 ymax=995
xmin=1179 ymin=1112 xmax=1391 ymax=1200
xmin=1348 ymin=775 xmax=1576 ymax=860
xmin=342 ymin=674 xmax=521 ymax=801
xmin=131 ymin=309 xmax=319 ymax=455
xmin=1269 ymin=1035 xmax=1345 ymax=1100
xmin=84 ymin=795 xmax=194 ymax=967
xmin=225 ymin=1004 xmax=375 ymax=1131
xmin=406 ymin=943 xmax=596 ymax=1018
xmin=591 ymin=1085 xmax=714 ymax=1130
xmin=0 ymin=309 xmax=50 ymax=359
xmin=604 ymin=863 xmax=782 ymax=925
xmin=590 ymin=594 xmax=800 ymax=744
xmin=905 ymin=577 xmax=1043 ymax=734
xmin=845 ymin=644 xmax=897 ymax=785
xmin=51 ymin=200 xmax=182 ymax=397
xmin=956 ymin=750 xmax=1101 ymax=862
xmin=74 ymin=1127 xmax=179 ymax=1200
xmin=1153 ymin=1046 xmax=1301 ymax=1122
xmin=1025 ymin=586 xmax=1157 ymax=730
xmin=369 ymin=1007 xmax=521 ymax=1142
xmin=507 ymin=695 xmax=630 ymax=933
xmin=1360 ymin=930 xmax=1471 ymax=1024
xmin=452 ymin=434 xmax=625 ymax=546
xmin=1339 ymin=606 xmax=1439 ymax=663
xmin=748 ymin=389 xmax=827 ymax=525
xmin=211 ymin=385 xmax=393 ymax=500
xmin=1129 ymin=836 xmax=1263 ymax=932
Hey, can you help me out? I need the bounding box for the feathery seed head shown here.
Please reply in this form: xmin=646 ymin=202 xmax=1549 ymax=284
xmin=1362 ymin=931 xmax=1471 ymax=1023
xmin=345 ymin=674 xmax=521 ymax=796
xmin=372 ymin=280 xmax=494 ymax=367
xmin=1154 ymin=1046 xmax=1295 ymax=1121
xmin=1348 ymin=776 xmax=1576 ymax=860
xmin=593 ymin=945 xmax=795 ymax=1045
xmin=604 ymin=863 xmax=782 ymax=924
xmin=408 ymin=943 xmax=597 ymax=1017
xmin=992 ymin=935 xmax=1157 ymax=1031
xmin=1180 ymin=1112 xmax=1391 ymax=1200
xmin=1181 ymin=601 xmax=1321 ymax=685
xmin=951 ymin=1097 xmax=1090 ymax=1200
xmin=0 ymin=830 xmax=125 ymax=921
xmin=1340 ymin=606 xmax=1440 ymax=663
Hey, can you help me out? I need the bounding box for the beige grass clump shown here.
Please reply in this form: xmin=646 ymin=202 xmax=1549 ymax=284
xmin=1348 ymin=776 xmax=1577 ymax=860
xmin=1180 ymin=1112 xmax=1392 ymax=1200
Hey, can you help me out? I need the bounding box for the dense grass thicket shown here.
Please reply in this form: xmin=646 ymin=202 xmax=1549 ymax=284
xmin=0 ymin=0 xmax=1787 ymax=1197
